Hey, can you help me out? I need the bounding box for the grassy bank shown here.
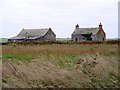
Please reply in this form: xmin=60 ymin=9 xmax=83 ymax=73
xmin=2 ymin=44 xmax=119 ymax=88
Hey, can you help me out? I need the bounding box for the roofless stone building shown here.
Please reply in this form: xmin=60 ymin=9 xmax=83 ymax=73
xmin=71 ymin=23 xmax=106 ymax=42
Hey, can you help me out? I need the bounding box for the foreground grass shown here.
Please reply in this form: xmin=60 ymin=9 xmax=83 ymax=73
xmin=2 ymin=44 xmax=119 ymax=88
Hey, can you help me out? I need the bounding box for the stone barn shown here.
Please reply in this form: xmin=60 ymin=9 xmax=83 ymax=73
xmin=71 ymin=23 xmax=106 ymax=42
xmin=8 ymin=28 xmax=56 ymax=42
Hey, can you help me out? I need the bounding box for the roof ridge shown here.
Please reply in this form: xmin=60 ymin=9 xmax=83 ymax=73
xmin=79 ymin=27 xmax=99 ymax=29
xmin=23 ymin=28 xmax=49 ymax=30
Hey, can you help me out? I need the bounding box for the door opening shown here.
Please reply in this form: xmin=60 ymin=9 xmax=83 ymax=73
xmin=75 ymin=38 xmax=78 ymax=42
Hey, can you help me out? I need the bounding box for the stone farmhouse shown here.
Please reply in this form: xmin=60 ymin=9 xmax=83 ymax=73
xmin=8 ymin=28 xmax=56 ymax=42
xmin=71 ymin=23 xmax=106 ymax=42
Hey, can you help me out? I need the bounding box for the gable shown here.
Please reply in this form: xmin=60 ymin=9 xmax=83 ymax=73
xmin=44 ymin=29 xmax=56 ymax=37
xmin=96 ymin=29 xmax=106 ymax=37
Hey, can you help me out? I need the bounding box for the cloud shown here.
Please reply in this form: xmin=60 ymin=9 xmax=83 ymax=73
xmin=1 ymin=0 xmax=119 ymax=38
xmin=119 ymin=1 xmax=120 ymax=37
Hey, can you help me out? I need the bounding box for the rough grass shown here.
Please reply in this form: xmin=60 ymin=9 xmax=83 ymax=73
xmin=2 ymin=44 xmax=119 ymax=88
xmin=2 ymin=44 xmax=118 ymax=69
xmin=2 ymin=44 xmax=118 ymax=58
xmin=2 ymin=44 xmax=118 ymax=59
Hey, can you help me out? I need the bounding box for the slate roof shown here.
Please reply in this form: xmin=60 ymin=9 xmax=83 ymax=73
xmin=9 ymin=28 xmax=50 ymax=39
xmin=18 ymin=28 xmax=50 ymax=37
xmin=72 ymin=27 xmax=100 ymax=35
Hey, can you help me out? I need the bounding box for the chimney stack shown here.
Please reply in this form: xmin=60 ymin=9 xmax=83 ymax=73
xmin=99 ymin=23 xmax=102 ymax=29
xmin=75 ymin=24 xmax=79 ymax=29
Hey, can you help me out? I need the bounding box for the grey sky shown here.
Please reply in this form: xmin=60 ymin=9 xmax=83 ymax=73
xmin=118 ymin=1 xmax=120 ymax=38
xmin=1 ymin=0 xmax=119 ymax=38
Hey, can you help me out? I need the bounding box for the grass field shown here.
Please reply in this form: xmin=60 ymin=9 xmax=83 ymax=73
xmin=0 ymin=38 xmax=8 ymax=43
xmin=2 ymin=44 xmax=118 ymax=61
xmin=2 ymin=44 xmax=119 ymax=88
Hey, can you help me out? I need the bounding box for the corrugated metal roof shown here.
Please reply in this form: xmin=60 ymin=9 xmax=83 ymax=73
xmin=72 ymin=27 xmax=99 ymax=35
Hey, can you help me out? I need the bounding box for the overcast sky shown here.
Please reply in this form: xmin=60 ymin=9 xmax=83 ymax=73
xmin=0 ymin=0 xmax=119 ymax=38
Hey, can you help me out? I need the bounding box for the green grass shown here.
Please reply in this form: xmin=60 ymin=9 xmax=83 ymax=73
xmin=54 ymin=55 xmax=80 ymax=69
xmin=3 ymin=54 xmax=34 ymax=61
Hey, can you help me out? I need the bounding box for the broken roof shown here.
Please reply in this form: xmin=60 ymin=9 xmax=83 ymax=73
xmin=72 ymin=27 xmax=100 ymax=35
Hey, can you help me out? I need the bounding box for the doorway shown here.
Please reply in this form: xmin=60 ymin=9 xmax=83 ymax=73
xmin=103 ymin=38 xmax=105 ymax=41
xmin=75 ymin=38 xmax=78 ymax=42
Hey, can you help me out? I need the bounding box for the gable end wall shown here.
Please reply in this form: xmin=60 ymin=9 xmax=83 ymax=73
xmin=43 ymin=30 xmax=56 ymax=41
